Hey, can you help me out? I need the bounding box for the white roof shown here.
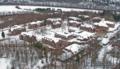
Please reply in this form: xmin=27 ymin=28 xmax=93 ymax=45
xmin=69 ymin=27 xmax=80 ymax=32
xmin=43 ymin=36 xmax=61 ymax=43
xmin=94 ymin=19 xmax=108 ymax=27
xmin=94 ymin=18 xmax=115 ymax=27
xmin=65 ymin=43 xmax=83 ymax=54
xmin=69 ymin=20 xmax=81 ymax=24
xmin=30 ymin=21 xmax=44 ymax=25
xmin=53 ymin=21 xmax=61 ymax=25
xmin=56 ymin=32 xmax=73 ymax=38
xmin=21 ymin=31 xmax=34 ymax=37
xmin=10 ymin=25 xmax=23 ymax=31
xmin=79 ymin=15 xmax=89 ymax=18
xmin=47 ymin=18 xmax=61 ymax=22
xmin=105 ymin=21 xmax=114 ymax=24
xmin=81 ymin=23 xmax=94 ymax=29
xmin=59 ymin=43 xmax=87 ymax=61
xmin=93 ymin=17 xmax=102 ymax=20
xmin=109 ymin=23 xmax=120 ymax=31
xmin=77 ymin=31 xmax=95 ymax=39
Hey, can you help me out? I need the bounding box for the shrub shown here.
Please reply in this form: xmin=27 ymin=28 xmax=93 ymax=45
xmin=33 ymin=42 xmax=43 ymax=49
xmin=113 ymin=14 xmax=120 ymax=21
xmin=34 ymin=8 xmax=51 ymax=12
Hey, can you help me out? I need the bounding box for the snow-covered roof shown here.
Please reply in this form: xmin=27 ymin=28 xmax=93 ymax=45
xmin=53 ymin=21 xmax=61 ymax=25
xmin=69 ymin=20 xmax=81 ymax=24
xmin=59 ymin=43 xmax=88 ymax=61
xmin=30 ymin=21 xmax=44 ymax=25
xmin=94 ymin=18 xmax=115 ymax=28
xmin=65 ymin=43 xmax=83 ymax=54
xmin=79 ymin=15 xmax=89 ymax=18
xmin=94 ymin=19 xmax=107 ymax=27
xmin=109 ymin=23 xmax=120 ymax=31
xmin=56 ymin=32 xmax=73 ymax=38
xmin=47 ymin=18 xmax=61 ymax=22
xmin=105 ymin=21 xmax=114 ymax=24
xmin=21 ymin=31 xmax=34 ymax=37
xmin=9 ymin=25 xmax=24 ymax=31
xmin=81 ymin=23 xmax=94 ymax=29
xmin=43 ymin=36 xmax=61 ymax=43
xmin=69 ymin=27 xmax=80 ymax=32
xmin=92 ymin=17 xmax=102 ymax=20
xmin=77 ymin=31 xmax=95 ymax=40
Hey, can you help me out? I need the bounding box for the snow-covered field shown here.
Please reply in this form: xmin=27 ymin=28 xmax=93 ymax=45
xmin=0 ymin=5 xmax=23 ymax=12
xmin=0 ymin=5 xmax=103 ymax=13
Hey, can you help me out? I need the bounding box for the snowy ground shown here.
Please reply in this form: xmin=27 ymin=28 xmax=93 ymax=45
xmin=0 ymin=5 xmax=103 ymax=13
xmin=98 ymin=22 xmax=120 ymax=65
xmin=0 ymin=58 xmax=12 ymax=69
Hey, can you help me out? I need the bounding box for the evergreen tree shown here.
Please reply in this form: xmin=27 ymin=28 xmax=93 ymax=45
xmin=34 ymin=42 xmax=43 ymax=49
xmin=75 ymin=55 xmax=80 ymax=63
xmin=1 ymin=31 xmax=5 ymax=38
